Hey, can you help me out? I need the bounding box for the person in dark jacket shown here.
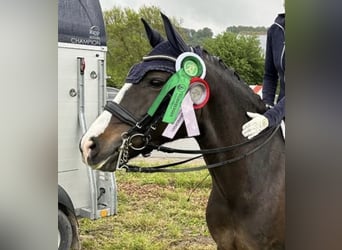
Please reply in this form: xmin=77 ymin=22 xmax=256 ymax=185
xmin=242 ymin=13 xmax=285 ymax=139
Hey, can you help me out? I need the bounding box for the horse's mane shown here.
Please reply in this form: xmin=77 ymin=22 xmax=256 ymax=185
xmin=196 ymin=46 xmax=265 ymax=111
xmin=200 ymin=47 xmax=243 ymax=82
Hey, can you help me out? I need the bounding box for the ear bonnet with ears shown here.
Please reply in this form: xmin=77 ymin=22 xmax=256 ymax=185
xmin=141 ymin=18 xmax=164 ymax=47
xmin=125 ymin=13 xmax=192 ymax=84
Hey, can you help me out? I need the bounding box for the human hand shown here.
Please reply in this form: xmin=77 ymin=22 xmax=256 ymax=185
xmin=241 ymin=112 xmax=269 ymax=139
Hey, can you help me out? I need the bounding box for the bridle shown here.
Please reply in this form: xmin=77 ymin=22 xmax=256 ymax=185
xmin=104 ymin=54 xmax=280 ymax=173
xmin=104 ymin=87 xmax=175 ymax=168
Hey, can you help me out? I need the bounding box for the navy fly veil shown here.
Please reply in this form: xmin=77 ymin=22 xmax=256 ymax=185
xmin=125 ymin=41 xmax=206 ymax=84
xmin=125 ymin=41 xmax=177 ymax=84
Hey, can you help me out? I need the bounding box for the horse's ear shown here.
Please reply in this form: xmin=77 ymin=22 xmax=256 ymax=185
xmin=160 ymin=12 xmax=190 ymax=53
xmin=141 ymin=18 xmax=164 ymax=48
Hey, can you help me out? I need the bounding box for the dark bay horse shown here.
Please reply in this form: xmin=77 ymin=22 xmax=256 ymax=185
xmin=80 ymin=13 xmax=285 ymax=250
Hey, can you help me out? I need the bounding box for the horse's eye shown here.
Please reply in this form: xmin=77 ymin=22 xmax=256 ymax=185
xmin=150 ymin=79 xmax=165 ymax=88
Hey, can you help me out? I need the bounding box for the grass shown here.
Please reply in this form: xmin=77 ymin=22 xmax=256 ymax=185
xmin=79 ymin=159 xmax=216 ymax=249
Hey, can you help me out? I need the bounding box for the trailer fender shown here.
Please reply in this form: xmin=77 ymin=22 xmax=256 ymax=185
xmin=58 ymin=185 xmax=80 ymax=250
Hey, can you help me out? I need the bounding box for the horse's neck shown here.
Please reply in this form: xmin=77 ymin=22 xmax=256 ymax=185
xmin=197 ymin=74 xmax=254 ymax=148
xmin=194 ymin=66 xmax=269 ymax=198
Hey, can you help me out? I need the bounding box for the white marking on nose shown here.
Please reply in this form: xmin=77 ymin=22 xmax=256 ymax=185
xmin=113 ymin=83 xmax=133 ymax=104
xmin=80 ymin=83 xmax=133 ymax=163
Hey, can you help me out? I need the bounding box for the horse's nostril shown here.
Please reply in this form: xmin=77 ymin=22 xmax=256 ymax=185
xmin=81 ymin=137 xmax=100 ymax=165
xmin=89 ymin=141 xmax=96 ymax=150
xmin=88 ymin=137 xmax=99 ymax=160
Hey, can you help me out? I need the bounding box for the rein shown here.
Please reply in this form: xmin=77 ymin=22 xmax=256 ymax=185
xmin=123 ymin=125 xmax=280 ymax=173
xmin=104 ymin=95 xmax=280 ymax=173
xmin=104 ymin=53 xmax=279 ymax=173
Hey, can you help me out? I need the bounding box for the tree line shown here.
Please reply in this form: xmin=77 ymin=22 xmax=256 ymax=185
xmin=226 ymin=26 xmax=267 ymax=35
xmin=103 ymin=6 xmax=265 ymax=88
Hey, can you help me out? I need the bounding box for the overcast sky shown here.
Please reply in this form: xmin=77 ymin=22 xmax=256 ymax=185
xmin=99 ymin=0 xmax=284 ymax=35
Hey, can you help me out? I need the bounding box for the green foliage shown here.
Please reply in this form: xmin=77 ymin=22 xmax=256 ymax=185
xmin=226 ymin=25 xmax=267 ymax=35
xmin=203 ymin=32 xmax=264 ymax=84
xmin=103 ymin=6 xmax=264 ymax=87
xmin=104 ymin=7 xmax=147 ymax=87
xmin=184 ymin=27 xmax=214 ymax=46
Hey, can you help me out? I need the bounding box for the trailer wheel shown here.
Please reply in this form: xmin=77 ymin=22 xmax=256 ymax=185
xmin=58 ymin=209 xmax=72 ymax=250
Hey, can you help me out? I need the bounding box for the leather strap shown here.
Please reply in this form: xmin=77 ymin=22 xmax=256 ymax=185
xmin=104 ymin=102 xmax=138 ymax=126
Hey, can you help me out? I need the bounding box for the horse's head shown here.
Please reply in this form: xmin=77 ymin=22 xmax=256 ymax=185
xmin=80 ymin=13 xmax=266 ymax=172
xmin=80 ymin=13 xmax=205 ymax=171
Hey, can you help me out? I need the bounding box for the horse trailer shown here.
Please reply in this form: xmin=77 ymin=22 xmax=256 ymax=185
xmin=58 ymin=0 xmax=118 ymax=249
